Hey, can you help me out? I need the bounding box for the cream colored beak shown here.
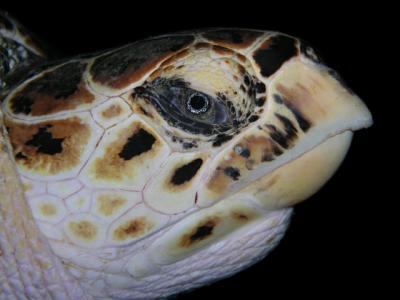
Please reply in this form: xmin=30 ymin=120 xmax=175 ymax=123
xmin=241 ymin=59 xmax=372 ymax=209
xmin=200 ymin=58 xmax=372 ymax=209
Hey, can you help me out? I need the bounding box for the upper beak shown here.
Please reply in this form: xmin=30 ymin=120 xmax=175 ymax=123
xmin=198 ymin=59 xmax=373 ymax=208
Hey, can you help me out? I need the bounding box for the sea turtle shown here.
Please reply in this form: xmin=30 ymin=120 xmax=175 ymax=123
xmin=0 ymin=11 xmax=372 ymax=300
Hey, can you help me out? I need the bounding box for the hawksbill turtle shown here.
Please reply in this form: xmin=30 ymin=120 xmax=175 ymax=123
xmin=0 ymin=11 xmax=372 ymax=300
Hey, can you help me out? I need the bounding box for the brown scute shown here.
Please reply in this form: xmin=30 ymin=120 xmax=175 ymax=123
xmin=253 ymin=35 xmax=298 ymax=77
xmin=252 ymin=136 xmax=283 ymax=162
xmin=275 ymin=85 xmax=313 ymax=132
xmin=194 ymin=43 xmax=210 ymax=50
xmin=112 ymin=217 xmax=153 ymax=241
xmin=180 ymin=217 xmax=220 ymax=248
xmin=231 ymin=211 xmax=253 ymax=221
xmin=148 ymin=68 xmax=162 ymax=81
xmin=207 ymin=150 xmax=248 ymax=193
xmin=101 ymin=104 xmax=123 ymax=119
xmin=96 ymin=195 xmax=127 ymax=216
xmin=138 ymin=105 xmax=151 ymax=117
xmin=39 ymin=203 xmax=57 ymax=216
xmin=25 ymin=125 xmax=64 ymax=155
xmin=159 ymin=49 xmax=190 ymax=68
xmin=207 ymin=135 xmax=284 ymax=194
xmin=118 ymin=128 xmax=156 ymax=160
xmin=236 ymin=54 xmax=247 ymax=63
xmin=265 ymin=121 xmax=297 ymax=150
xmin=91 ymin=122 xmax=161 ymax=181
xmin=90 ymin=36 xmax=194 ymax=89
xmin=207 ymin=167 xmax=231 ymax=194
xmin=68 ymin=220 xmax=97 ymax=241
xmin=203 ymin=29 xmax=262 ymax=49
xmin=242 ymin=135 xmax=282 ymax=164
xmin=237 ymin=64 xmax=246 ymax=76
xmin=130 ymin=100 xmax=154 ymax=118
xmin=211 ymin=45 xmax=235 ymax=56
xmin=10 ymin=62 xmax=94 ymax=116
xmin=6 ymin=116 xmax=91 ymax=175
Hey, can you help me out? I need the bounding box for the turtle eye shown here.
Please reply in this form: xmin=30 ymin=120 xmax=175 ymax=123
xmin=134 ymin=78 xmax=233 ymax=136
xmin=186 ymin=93 xmax=210 ymax=114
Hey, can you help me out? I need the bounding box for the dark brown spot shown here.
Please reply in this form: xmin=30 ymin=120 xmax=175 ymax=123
xmin=224 ymin=166 xmax=241 ymax=180
xmin=237 ymin=64 xmax=246 ymax=76
xmin=15 ymin=152 xmax=27 ymax=160
xmin=256 ymin=97 xmax=266 ymax=107
xmin=28 ymin=62 xmax=85 ymax=99
xmin=243 ymin=75 xmax=250 ymax=86
xmin=190 ymin=224 xmax=213 ymax=241
xmin=237 ymin=54 xmax=247 ymax=63
xmin=11 ymin=95 xmax=34 ymax=114
xmin=10 ymin=62 xmax=94 ymax=116
xmin=249 ymin=115 xmax=259 ymax=123
xmin=25 ymin=126 xmax=64 ymax=155
xmin=255 ymin=82 xmax=266 ymax=94
xmin=253 ymin=35 xmax=298 ymax=77
xmin=273 ymin=94 xmax=284 ymax=104
xmin=170 ymin=158 xmax=203 ymax=185
xmin=182 ymin=142 xmax=196 ymax=149
xmin=273 ymin=94 xmax=311 ymax=132
xmin=212 ymin=134 xmax=233 ymax=147
xmin=91 ymin=122 xmax=162 ymax=182
xmin=119 ymin=128 xmax=156 ymax=160
xmin=275 ymin=113 xmax=298 ymax=140
xmin=265 ymin=124 xmax=290 ymax=149
xmin=180 ymin=218 xmax=220 ymax=248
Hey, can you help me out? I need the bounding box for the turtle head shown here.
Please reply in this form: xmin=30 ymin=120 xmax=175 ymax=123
xmin=128 ymin=30 xmax=372 ymax=211
xmin=0 ymin=27 xmax=374 ymax=298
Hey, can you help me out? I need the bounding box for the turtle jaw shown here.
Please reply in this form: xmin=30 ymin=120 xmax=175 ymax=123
xmin=198 ymin=58 xmax=373 ymax=209
xmin=240 ymin=130 xmax=353 ymax=210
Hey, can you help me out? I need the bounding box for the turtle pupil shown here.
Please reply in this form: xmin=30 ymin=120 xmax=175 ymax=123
xmin=187 ymin=93 xmax=209 ymax=114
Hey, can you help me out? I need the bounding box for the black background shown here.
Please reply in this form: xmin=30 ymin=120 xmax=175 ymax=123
xmin=2 ymin=3 xmax=392 ymax=299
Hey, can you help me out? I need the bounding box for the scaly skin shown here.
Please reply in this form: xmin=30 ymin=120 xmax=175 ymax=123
xmin=1 ymin=11 xmax=91 ymax=300
xmin=0 ymin=109 xmax=92 ymax=300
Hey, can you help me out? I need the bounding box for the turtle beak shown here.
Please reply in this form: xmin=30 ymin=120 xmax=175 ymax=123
xmin=198 ymin=59 xmax=373 ymax=209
